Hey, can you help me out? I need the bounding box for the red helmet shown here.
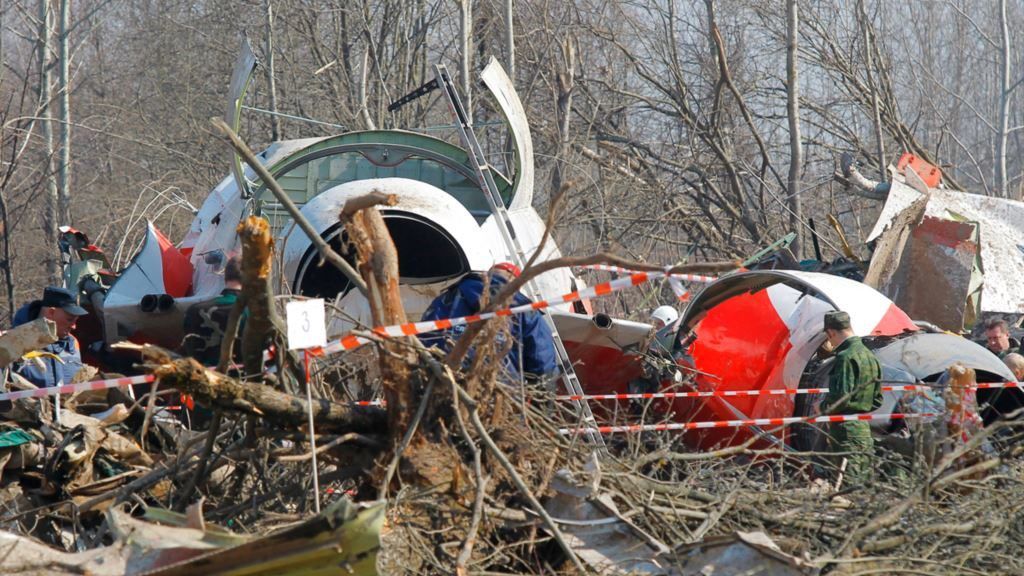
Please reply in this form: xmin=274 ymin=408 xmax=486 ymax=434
xmin=491 ymin=262 xmax=521 ymax=278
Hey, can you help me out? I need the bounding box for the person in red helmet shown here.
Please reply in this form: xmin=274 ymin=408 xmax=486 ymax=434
xmin=420 ymin=262 xmax=556 ymax=379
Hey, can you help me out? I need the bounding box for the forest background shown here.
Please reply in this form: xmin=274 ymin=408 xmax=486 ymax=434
xmin=1 ymin=0 xmax=1021 ymax=323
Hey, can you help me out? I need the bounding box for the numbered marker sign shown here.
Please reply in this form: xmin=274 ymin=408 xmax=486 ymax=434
xmin=286 ymin=299 xmax=327 ymax=351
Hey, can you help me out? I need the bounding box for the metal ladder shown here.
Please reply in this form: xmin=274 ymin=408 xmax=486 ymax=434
xmin=431 ymin=64 xmax=606 ymax=449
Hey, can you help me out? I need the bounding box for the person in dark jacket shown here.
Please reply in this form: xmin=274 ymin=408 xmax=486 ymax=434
xmin=11 ymin=286 xmax=87 ymax=388
xmin=420 ymin=263 xmax=557 ymax=379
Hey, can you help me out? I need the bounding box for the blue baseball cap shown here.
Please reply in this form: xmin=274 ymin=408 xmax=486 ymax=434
xmin=41 ymin=286 xmax=88 ymax=316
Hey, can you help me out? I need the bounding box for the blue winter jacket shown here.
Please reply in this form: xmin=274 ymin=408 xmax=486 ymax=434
xmin=421 ymin=272 xmax=557 ymax=378
xmin=11 ymin=301 xmax=84 ymax=388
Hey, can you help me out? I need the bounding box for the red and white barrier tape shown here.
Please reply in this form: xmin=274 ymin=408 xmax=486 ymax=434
xmin=318 ymin=270 xmax=669 ymax=356
xmin=578 ymin=264 xmax=717 ymax=284
xmin=0 ymin=374 xmax=155 ymax=404
xmin=559 ymin=411 xmax=935 ymax=435
xmin=556 ymin=382 xmax=1024 ymax=402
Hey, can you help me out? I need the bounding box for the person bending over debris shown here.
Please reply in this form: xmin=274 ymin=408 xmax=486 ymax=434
xmin=984 ymin=318 xmax=1020 ymax=359
xmin=182 ymin=255 xmax=245 ymax=366
xmin=10 ymin=286 xmax=86 ymax=388
xmin=420 ymin=262 xmax=557 ymax=380
xmin=822 ymin=310 xmax=883 ymax=485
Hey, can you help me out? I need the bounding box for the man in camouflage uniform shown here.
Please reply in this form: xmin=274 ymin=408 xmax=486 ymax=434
xmin=822 ymin=310 xmax=883 ymax=485
xmin=183 ymin=256 xmax=244 ymax=366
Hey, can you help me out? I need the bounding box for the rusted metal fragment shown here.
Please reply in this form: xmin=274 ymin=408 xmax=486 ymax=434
xmin=868 ymin=180 xmax=1024 ymax=314
xmin=868 ymin=211 xmax=979 ymax=331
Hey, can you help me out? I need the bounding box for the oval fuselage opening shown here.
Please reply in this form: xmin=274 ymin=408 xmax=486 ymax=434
xmin=293 ymin=210 xmax=471 ymax=300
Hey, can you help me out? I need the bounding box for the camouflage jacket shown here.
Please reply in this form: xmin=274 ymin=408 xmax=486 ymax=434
xmin=182 ymin=289 xmax=244 ymax=366
xmin=825 ymin=336 xmax=883 ymax=415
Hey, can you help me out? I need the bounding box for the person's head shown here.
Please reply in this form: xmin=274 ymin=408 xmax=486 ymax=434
xmin=39 ymin=286 xmax=87 ymax=338
xmin=985 ymin=318 xmax=1012 ymax=354
xmin=650 ymin=305 xmax=679 ymax=330
xmin=823 ymin=310 xmax=854 ymax=348
xmin=489 ymin=262 xmax=521 ymax=283
xmin=1004 ymin=352 xmax=1024 ymax=381
xmin=224 ymin=255 xmax=242 ymax=289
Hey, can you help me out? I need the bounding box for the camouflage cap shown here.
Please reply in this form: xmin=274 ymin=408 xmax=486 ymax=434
xmin=823 ymin=310 xmax=851 ymax=331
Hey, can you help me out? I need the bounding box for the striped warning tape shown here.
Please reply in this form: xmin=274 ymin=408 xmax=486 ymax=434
xmin=559 ymin=411 xmax=936 ymax=435
xmin=318 ymin=269 xmax=668 ymax=356
xmin=578 ymin=264 xmax=718 ymax=284
xmin=349 ymin=380 xmax=1023 ymax=408
xmin=0 ymin=374 xmax=155 ymax=404
xmin=556 ymin=382 xmax=1024 ymax=402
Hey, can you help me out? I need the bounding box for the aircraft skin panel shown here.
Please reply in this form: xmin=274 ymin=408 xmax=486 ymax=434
xmin=553 ymin=312 xmax=650 ymax=419
xmin=480 ymin=58 xmax=534 ymax=211
xmin=676 ymin=287 xmax=795 ymax=449
xmin=103 ymin=222 xmax=194 ymax=347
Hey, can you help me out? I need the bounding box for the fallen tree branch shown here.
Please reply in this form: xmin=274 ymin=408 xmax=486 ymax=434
xmin=453 ymin=380 xmax=587 ymax=574
xmin=123 ymin=344 xmax=386 ymax=433
xmin=339 ymin=190 xmax=418 ymax=442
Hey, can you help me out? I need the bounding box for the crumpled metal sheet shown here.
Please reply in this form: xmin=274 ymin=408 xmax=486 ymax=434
xmin=868 ymin=180 xmax=1024 ymax=314
xmin=672 ymin=531 xmax=817 ymax=576
xmin=544 ymin=456 xmax=673 ymax=575
xmin=0 ymin=530 xmax=127 ymax=575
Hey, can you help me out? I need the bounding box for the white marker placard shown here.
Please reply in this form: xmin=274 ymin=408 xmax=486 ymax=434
xmin=286 ymin=298 xmax=327 ymax=350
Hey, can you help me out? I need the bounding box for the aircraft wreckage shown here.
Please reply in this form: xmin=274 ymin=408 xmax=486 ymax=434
xmin=57 ymin=44 xmax=1024 ymax=454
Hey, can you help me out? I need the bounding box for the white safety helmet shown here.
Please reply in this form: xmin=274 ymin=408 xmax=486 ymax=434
xmin=650 ymin=305 xmax=679 ymax=329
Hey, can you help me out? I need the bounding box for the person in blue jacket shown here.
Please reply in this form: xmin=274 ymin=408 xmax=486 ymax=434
xmin=421 ymin=262 xmax=557 ymax=379
xmin=11 ymin=286 xmax=87 ymax=388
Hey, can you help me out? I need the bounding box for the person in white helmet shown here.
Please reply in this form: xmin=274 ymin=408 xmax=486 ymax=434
xmin=650 ymin=305 xmax=679 ymax=330
xmin=649 ymin=305 xmax=680 ymax=355
xmin=627 ymin=305 xmax=684 ymax=414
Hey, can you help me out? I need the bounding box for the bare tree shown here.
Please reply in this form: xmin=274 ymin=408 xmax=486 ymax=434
xmin=459 ymin=0 xmax=472 ymax=122
xmin=264 ymin=0 xmax=282 ymax=141
xmin=37 ymin=0 xmax=59 ymax=284
xmin=786 ymin=0 xmax=802 ymax=257
xmin=996 ymin=0 xmax=1010 ymax=198
xmin=57 ymin=0 xmax=71 ymax=226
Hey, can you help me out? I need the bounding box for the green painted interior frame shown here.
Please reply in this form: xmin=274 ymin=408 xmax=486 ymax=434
xmin=252 ymin=130 xmax=513 ymax=232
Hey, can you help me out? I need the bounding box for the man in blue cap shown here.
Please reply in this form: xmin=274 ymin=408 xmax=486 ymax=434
xmin=11 ymin=286 xmax=87 ymax=388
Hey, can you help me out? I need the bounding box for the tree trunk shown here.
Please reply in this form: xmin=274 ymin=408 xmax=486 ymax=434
xmin=503 ymin=0 xmax=514 ymax=79
xmin=235 ymin=215 xmax=303 ymax=393
xmin=859 ymin=0 xmax=887 ymax=181
xmin=264 ymin=0 xmax=282 ymax=141
xmin=551 ymin=38 xmax=574 ymax=195
xmin=996 ymin=0 xmax=1010 ymax=198
xmin=785 ymin=0 xmax=802 ymax=257
xmin=149 ymin=351 xmax=386 ymax=433
xmin=339 ymin=191 xmax=417 ymax=443
xmin=57 ymin=0 xmax=71 ymax=226
xmin=460 ymin=0 xmax=473 ymax=123
xmin=38 ymin=0 xmax=59 ymax=284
